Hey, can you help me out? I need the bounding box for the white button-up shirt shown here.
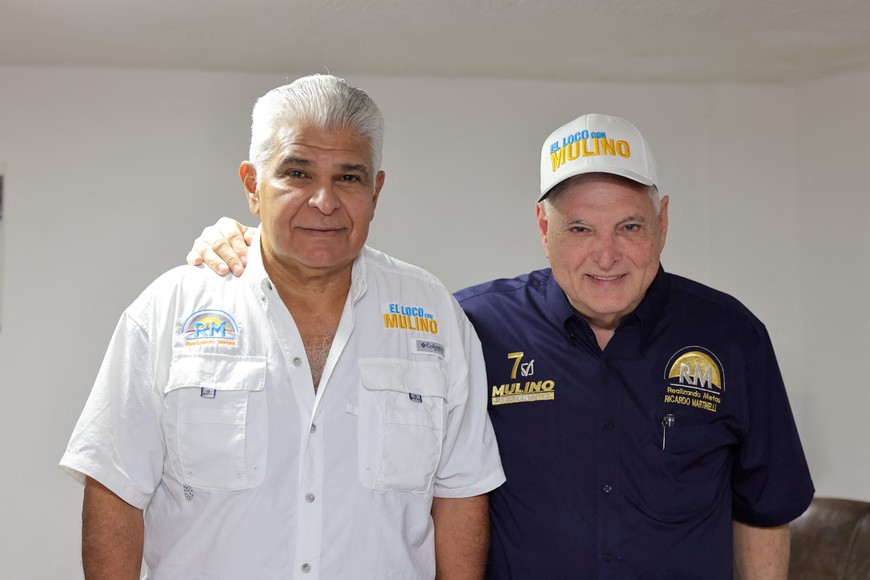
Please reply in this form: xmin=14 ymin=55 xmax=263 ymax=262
xmin=61 ymin=231 xmax=505 ymax=579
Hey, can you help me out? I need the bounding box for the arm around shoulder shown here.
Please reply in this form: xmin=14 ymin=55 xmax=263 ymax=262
xmin=82 ymin=476 xmax=144 ymax=580
xmin=185 ymin=217 xmax=254 ymax=277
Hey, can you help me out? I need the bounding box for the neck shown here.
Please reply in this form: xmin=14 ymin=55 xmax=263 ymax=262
xmin=266 ymin=262 xmax=352 ymax=317
xmin=261 ymin=245 xmax=354 ymax=301
xmin=261 ymin=252 xmax=355 ymax=392
xmin=572 ymin=307 xmax=622 ymax=351
xmin=573 ymin=309 xmax=623 ymax=351
xmin=260 ymin=244 xmax=356 ymax=312
xmin=590 ymin=325 xmax=616 ymax=350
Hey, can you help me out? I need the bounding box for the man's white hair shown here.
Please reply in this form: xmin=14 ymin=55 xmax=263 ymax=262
xmin=249 ymin=74 xmax=384 ymax=175
xmin=541 ymin=173 xmax=661 ymax=215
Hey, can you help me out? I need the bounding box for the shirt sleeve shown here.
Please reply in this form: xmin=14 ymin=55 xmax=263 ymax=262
xmin=59 ymin=310 xmax=164 ymax=510
xmin=731 ymin=328 xmax=814 ymax=526
xmin=432 ymin=299 xmax=506 ymax=498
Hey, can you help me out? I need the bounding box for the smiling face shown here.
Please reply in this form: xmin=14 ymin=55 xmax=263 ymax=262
xmin=536 ymin=173 xmax=669 ymax=332
xmin=241 ymin=124 xmax=384 ymax=283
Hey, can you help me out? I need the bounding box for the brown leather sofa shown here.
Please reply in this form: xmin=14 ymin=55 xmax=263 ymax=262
xmin=789 ymin=497 xmax=870 ymax=579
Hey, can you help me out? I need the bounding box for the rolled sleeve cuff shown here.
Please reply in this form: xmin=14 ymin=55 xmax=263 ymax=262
xmin=59 ymin=451 xmax=152 ymax=510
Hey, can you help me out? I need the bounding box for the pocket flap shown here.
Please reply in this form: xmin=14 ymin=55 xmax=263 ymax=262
xmin=165 ymin=353 xmax=266 ymax=394
xmin=358 ymin=358 xmax=446 ymax=398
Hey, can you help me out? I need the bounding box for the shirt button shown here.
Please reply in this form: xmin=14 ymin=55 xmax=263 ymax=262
xmin=292 ymin=357 xmax=303 ymax=367
xmin=602 ymin=484 xmax=613 ymax=494
xmin=605 ymin=359 xmax=614 ymax=368
xmin=261 ymin=279 xmax=273 ymax=292
xmin=604 ymin=420 xmax=615 ymax=430
xmin=310 ymin=423 xmax=317 ymax=434
xmin=305 ymin=493 xmax=315 ymax=503
xmin=603 ymin=552 xmax=614 ymax=563
xmin=301 ymin=563 xmax=311 ymax=573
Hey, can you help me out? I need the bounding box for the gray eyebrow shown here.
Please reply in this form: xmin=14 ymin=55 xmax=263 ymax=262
xmin=339 ymin=164 xmax=370 ymax=176
xmin=276 ymin=156 xmax=310 ymax=167
xmin=276 ymin=158 xmax=370 ymax=177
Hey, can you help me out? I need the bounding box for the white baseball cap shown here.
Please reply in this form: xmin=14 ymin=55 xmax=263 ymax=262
xmin=539 ymin=113 xmax=658 ymax=201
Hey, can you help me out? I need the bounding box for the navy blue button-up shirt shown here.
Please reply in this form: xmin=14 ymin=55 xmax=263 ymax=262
xmin=455 ymin=266 xmax=813 ymax=579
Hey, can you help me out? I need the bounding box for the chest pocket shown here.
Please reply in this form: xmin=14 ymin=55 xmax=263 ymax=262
xmin=164 ymin=353 xmax=267 ymax=491
xmin=353 ymin=358 xmax=447 ymax=492
xmin=634 ymin=406 xmax=736 ymax=523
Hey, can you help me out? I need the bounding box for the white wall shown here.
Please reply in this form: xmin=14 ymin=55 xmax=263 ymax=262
xmin=0 ymin=65 xmax=866 ymax=578
xmin=795 ymin=69 xmax=870 ymax=501
xmin=0 ymin=161 xmax=5 ymax=332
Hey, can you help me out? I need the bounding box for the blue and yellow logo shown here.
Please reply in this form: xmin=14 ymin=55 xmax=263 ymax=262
xmin=549 ymin=129 xmax=631 ymax=173
xmin=180 ymin=309 xmax=238 ymax=347
xmin=382 ymin=303 xmax=439 ymax=335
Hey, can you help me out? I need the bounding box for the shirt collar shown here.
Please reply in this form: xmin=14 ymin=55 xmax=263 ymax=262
xmin=349 ymin=247 xmax=368 ymax=304
xmin=545 ymin=270 xmax=578 ymax=329
xmin=630 ymin=264 xmax=670 ymax=345
xmin=241 ymin=226 xmax=270 ymax=293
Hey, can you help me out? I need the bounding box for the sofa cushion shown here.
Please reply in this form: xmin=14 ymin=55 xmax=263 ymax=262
xmin=789 ymin=497 xmax=870 ymax=580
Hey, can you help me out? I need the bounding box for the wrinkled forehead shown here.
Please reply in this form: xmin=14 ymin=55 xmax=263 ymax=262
xmin=270 ymin=123 xmax=374 ymax=166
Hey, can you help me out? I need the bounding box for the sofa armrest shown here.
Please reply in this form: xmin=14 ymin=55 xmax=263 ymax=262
xmin=789 ymin=497 xmax=870 ymax=580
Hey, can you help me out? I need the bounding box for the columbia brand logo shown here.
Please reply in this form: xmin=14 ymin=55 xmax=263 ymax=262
xmin=416 ymin=340 xmax=445 ymax=357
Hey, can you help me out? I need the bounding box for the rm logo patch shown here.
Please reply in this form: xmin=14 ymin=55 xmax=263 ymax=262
xmin=180 ymin=309 xmax=238 ymax=348
xmin=662 ymin=346 xmax=725 ymax=413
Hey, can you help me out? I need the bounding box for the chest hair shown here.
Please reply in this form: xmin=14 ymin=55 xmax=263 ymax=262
xmin=299 ymin=325 xmax=336 ymax=392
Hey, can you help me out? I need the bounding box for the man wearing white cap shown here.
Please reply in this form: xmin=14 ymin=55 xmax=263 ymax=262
xmin=454 ymin=113 xmax=813 ymax=579
xmin=188 ymin=113 xmax=814 ymax=578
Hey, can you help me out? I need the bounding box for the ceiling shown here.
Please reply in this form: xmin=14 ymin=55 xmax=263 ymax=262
xmin=2 ymin=0 xmax=870 ymax=84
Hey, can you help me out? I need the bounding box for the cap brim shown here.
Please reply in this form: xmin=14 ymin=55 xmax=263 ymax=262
xmin=539 ymin=164 xmax=656 ymax=201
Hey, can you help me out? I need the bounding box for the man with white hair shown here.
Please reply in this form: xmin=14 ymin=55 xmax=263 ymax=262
xmin=189 ymin=113 xmax=814 ymax=578
xmin=61 ymin=74 xmax=504 ymax=579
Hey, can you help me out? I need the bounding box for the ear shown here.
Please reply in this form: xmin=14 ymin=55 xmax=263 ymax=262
xmin=535 ymin=201 xmax=551 ymax=260
xmin=657 ymin=195 xmax=669 ymax=249
xmin=240 ymin=162 xmax=260 ymax=216
xmin=370 ymin=170 xmax=386 ymax=217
